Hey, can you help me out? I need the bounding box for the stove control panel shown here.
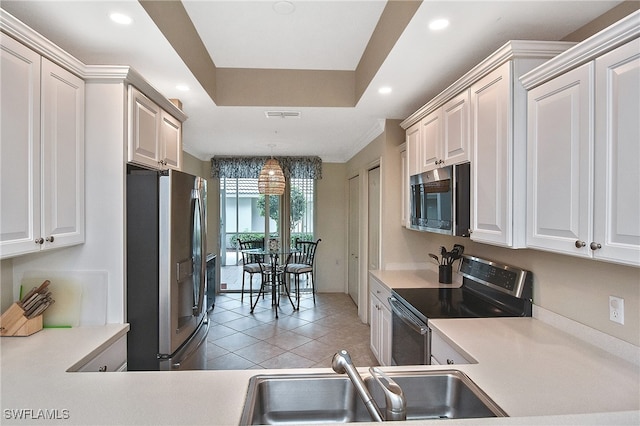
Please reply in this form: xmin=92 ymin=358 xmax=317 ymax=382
xmin=458 ymin=255 xmax=531 ymax=298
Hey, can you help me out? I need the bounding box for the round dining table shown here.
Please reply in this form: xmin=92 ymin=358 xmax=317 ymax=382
xmin=241 ymin=247 xmax=298 ymax=318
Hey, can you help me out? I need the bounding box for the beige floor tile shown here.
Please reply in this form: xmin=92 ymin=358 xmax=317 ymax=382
xmin=233 ymin=341 xmax=286 ymax=364
xmin=259 ymin=352 xmax=316 ymax=369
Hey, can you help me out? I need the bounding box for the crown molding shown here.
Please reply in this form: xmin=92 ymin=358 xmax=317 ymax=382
xmin=1 ymin=9 xmax=187 ymax=122
xmin=520 ymin=10 xmax=640 ymax=90
xmin=400 ymin=40 xmax=576 ymax=129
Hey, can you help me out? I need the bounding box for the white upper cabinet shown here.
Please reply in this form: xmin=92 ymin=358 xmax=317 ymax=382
xmin=442 ymin=90 xmax=470 ymax=167
xmin=419 ymin=109 xmax=442 ymax=171
xmin=1 ymin=35 xmax=85 ymax=259
xmin=470 ymin=62 xmax=513 ymax=247
xmin=527 ymin=63 xmax=594 ymax=257
xmin=406 ymin=121 xmax=421 ymax=177
xmin=523 ymin=12 xmax=640 ymax=266
xmin=128 ymin=86 xmax=182 ymax=171
xmin=593 ymin=38 xmax=640 ymax=266
xmin=401 ymin=40 xmax=574 ymax=244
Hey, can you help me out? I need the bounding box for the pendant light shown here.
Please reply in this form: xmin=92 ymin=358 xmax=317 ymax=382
xmin=258 ymin=144 xmax=285 ymax=195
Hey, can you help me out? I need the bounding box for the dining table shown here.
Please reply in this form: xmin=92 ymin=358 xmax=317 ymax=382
xmin=242 ymin=247 xmax=298 ymax=318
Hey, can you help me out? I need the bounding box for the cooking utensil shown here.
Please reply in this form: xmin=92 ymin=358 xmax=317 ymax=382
xmin=428 ymin=253 xmax=440 ymax=265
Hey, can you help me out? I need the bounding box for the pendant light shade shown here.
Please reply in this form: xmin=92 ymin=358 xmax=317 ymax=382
xmin=258 ymin=158 xmax=285 ymax=195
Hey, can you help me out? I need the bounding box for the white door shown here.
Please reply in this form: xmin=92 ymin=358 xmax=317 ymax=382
xmin=420 ymin=111 xmax=441 ymax=171
xmin=594 ymin=39 xmax=640 ymax=265
xmin=368 ymin=167 xmax=381 ymax=271
xmin=347 ymin=176 xmax=359 ymax=305
xmin=160 ymin=110 xmax=182 ymax=170
xmin=443 ymin=89 xmax=470 ymax=165
xmin=0 ymin=35 xmax=41 ymax=257
xmin=129 ymin=86 xmax=161 ymax=168
xmin=470 ymin=62 xmax=512 ymax=246
xmin=526 ymin=62 xmax=593 ymax=256
xmin=40 ymin=58 xmax=85 ymax=249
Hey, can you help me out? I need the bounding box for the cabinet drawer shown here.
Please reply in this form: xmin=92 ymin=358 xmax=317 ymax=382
xmin=369 ymin=277 xmax=391 ymax=310
xmin=77 ymin=335 xmax=127 ymax=372
xmin=431 ymin=331 xmax=473 ymax=365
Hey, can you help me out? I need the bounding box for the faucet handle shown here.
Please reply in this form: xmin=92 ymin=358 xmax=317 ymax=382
xmin=369 ymin=367 xmax=407 ymax=421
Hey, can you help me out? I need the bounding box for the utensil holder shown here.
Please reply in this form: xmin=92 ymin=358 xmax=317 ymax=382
xmin=439 ymin=265 xmax=452 ymax=284
xmin=0 ymin=302 xmax=43 ymax=336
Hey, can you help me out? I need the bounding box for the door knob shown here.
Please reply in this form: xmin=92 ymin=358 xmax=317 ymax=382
xmin=46 ymin=236 xmax=55 ymax=242
xmin=35 ymin=238 xmax=44 ymax=245
xmin=575 ymin=240 xmax=586 ymax=248
xmin=590 ymin=242 xmax=602 ymax=251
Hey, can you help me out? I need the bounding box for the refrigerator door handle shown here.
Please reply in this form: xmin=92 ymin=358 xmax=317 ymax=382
xmin=191 ymin=185 xmax=207 ymax=317
xmin=171 ymin=320 xmax=209 ymax=370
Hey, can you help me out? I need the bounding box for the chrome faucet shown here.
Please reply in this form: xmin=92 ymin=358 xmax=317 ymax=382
xmin=331 ymin=350 xmax=406 ymax=422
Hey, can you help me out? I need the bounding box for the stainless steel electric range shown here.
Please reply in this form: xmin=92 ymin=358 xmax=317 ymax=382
xmin=389 ymin=254 xmax=533 ymax=365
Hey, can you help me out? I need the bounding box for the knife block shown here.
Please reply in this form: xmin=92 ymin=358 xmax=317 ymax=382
xmin=0 ymin=302 xmax=43 ymax=336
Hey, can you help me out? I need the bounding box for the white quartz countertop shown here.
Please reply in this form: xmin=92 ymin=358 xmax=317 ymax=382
xmin=1 ymin=317 xmax=639 ymax=424
xmin=369 ymin=268 xmax=462 ymax=289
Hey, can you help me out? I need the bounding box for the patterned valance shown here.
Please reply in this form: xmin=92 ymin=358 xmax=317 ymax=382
xmin=210 ymin=156 xmax=322 ymax=180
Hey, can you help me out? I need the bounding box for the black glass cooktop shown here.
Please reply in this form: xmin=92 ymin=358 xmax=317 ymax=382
xmin=392 ymin=283 xmax=528 ymax=323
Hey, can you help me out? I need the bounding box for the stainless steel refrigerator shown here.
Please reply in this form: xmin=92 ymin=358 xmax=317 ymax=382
xmin=126 ymin=169 xmax=209 ymax=370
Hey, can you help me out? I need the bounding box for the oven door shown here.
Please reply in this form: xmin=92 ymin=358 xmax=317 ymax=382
xmin=389 ymin=296 xmax=431 ymax=365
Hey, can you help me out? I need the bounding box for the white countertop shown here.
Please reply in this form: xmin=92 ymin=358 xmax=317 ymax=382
xmin=369 ymin=267 xmax=462 ymax=289
xmin=1 ymin=315 xmax=639 ymax=424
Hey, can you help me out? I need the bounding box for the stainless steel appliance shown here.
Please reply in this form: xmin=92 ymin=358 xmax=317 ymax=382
xmin=409 ymin=163 xmax=470 ymax=236
xmin=126 ymin=169 xmax=209 ymax=370
xmin=389 ymin=255 xmax=532 ymax=366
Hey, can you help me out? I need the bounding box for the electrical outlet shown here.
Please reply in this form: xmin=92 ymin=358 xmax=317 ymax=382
xmin=609 ymin=296 xmax=624 ymax=325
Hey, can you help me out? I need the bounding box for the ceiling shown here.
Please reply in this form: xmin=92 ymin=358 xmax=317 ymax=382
xmin=1 ymin=0 xmax=626 ymax=162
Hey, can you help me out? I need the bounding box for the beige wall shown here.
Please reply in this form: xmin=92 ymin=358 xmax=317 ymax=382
xmin=315 ymin=163 xmax=348 ymax=292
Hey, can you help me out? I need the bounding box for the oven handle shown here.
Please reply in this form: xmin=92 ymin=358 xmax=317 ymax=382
xmin=388 ymin=296 xmax=429 ymax=335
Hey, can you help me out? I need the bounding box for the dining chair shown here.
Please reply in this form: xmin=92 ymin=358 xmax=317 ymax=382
xmin=238 ymin=239 xmax=265 ymax=304
xmin=283 ymin=238 xmax=321 ymax=309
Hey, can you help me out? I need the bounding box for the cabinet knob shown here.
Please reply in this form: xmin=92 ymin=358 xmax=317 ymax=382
xmin=35 ymin=238 xmax=44 ymax=245
xmin=46 ymin=236 xmax=55 ymax=243
xmin=98 ymin=365 xmax=108 ymax=372
xmin=446 ymin=359 xmax=455 ymax=365
xmin=575 ymin=240 xmax=586 ymax=248
xmin=590 ymin=242 xmax=602 ymax=251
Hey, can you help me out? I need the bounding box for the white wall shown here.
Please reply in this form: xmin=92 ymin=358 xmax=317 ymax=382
xmin=11 ymin=81 xmax=128 ymax=323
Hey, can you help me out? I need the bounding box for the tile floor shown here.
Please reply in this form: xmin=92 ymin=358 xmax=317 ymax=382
xmin=206 ymin=290 xmax=378 ymax=370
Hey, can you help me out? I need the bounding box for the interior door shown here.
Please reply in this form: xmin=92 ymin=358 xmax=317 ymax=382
xmin=348 ymin=176 xmax=359 ymax=305
xmin=368 ymin=167 xmax=381 ymax=271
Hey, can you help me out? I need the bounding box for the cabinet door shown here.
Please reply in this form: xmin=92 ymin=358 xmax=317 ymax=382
xmin=594 ymin=39 xmax=640 ymax=266
xmin=379 ymin=302 xmax=391 ymax=366
xmin=406 ymin=122 xmax=421 ymax=177
xmin=420 ymin=110 xmax=441 ymax=171
xmin=128 ymin=86 xmax=161 ymax=169
xmin=0 ymin=36 xmax=42 ymax=258
xmin=369 ymin=294 xmax=381 ymax=362
xmin=443 ymin=90 xmax=470 ymax=165
xmin=160 ymin=110 xmax=182 ymax=170
xmin=41 ymin=58 xmax=85 ymax=249
xmin=527 ymin=63 xmax=594 ymax=257
xmin=470 ymin=62 xmax=512 ymax=246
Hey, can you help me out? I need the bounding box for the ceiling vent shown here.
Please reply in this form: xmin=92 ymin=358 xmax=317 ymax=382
xmin=264 ymin=111 xmax=301 ymax=119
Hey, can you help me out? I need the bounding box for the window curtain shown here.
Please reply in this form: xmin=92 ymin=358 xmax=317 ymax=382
xmin=210 ymin=156 xmax=322 ymax=180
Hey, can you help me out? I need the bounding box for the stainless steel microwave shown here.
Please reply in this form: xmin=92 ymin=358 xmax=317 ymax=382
xmin=409 ymin=163 xmax=470 ymax=236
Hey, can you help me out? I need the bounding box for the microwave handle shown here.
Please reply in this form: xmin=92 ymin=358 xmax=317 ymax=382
xmin=389 ymin=297 xmax=429 ymax=335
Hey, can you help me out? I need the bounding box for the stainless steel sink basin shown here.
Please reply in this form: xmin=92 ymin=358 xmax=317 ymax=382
xmin=239 ymin=370 xmax=506 ymax=425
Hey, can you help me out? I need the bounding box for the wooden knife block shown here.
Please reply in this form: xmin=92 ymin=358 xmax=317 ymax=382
xmin=0 ymin=302 xmax=43 ymax=336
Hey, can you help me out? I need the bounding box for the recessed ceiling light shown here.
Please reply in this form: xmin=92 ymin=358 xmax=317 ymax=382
xmin=273 ymin=1 xmax=295 ymax=15
xmin=110 ymin=12 xmax=132 ymax=25
xmin=429 ymin=18 xmax=449 ymax=31
xmin=378 ymin=87 xmax=392 ymax=95
xmin=176 ymin=84 xmax=190 ymax=92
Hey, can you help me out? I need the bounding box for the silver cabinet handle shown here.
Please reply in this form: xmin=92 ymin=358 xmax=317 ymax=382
xmin=446 ymin=359 xmax=455 ymax=365
xmin=35 ymin=238 xmax=44 ymax=245
xmin=590 ymin=242 xmax=602 ymax=251
xmin=46 ymin=236 xmax=54 ymax=242
xmin=575 ymin=240 xmax=586 ymax=248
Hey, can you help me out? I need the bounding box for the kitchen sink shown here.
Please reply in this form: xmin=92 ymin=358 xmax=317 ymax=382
xmin=239 ymin=370 xmax=507 ymax=425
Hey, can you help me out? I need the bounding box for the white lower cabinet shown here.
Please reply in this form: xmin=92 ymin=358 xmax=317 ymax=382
xmin=430 ymin=331 xmax=472 ymax=366
xmin=1 ymin=35 xmax=85 ymax=259
xmin=525 ymin=36 xmax=640 ymax=266
xmin=369 ymin=277 xmax=391 ymax=366
xmin=76 ymin=335 xmax=127 ymax=372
